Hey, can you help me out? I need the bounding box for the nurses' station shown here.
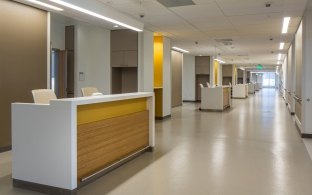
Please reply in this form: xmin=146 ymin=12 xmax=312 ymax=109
xmin=11 ymin=92 xmax=155 ymax=194
xmin=232 ymin=84 xmax=249 ymax=98
xmin=200 ymin=86 xmax=231 ymax=111
xmin=248 ymin=83 xmax=256 ymax=94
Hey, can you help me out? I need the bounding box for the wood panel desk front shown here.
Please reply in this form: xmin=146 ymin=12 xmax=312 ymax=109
xmin=12 ymin=92 xmax=154 ymax=195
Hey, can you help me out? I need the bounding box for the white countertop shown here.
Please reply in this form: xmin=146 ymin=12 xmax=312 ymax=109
xmin=13 ymin=92 xmax=154 ymax=106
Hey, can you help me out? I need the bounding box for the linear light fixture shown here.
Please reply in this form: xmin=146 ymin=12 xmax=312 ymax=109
xmin=215 ymin=59 xmax=225 ymax=64
xmin=49 ymin=0 xmax=142 ymax=32
xmin=26 ymin=0 xmax=63 ymax=11
xmin=282 ymin=17 xmax=291 ymax=34
xmin=279 ymin=42 xmax=285 ymax=50
xmin=239 ymin=67 xmax=245 ymax=70
xmin=172 ymin=47 xmax=189 ymax=53
xmin=277 ymin=53 xmax=282 ymax=61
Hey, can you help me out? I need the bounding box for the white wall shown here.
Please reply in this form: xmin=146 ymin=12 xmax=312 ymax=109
xmin=75 ymin=23 xmax=110 ymax=96
xmin=302 ymin=2 xmax=312 ymax=134
xmin=163 ymin=37 xmax=171 ymax=117
xmin=183 ymin=54 xmax=195 ymax=101
xmin=50 ymin=19 xmax=65 ymax=50
xmin=282 ymin=57 xmax=287 ymax=98
xmin=138 ymin=30 xmax=154 ymax=92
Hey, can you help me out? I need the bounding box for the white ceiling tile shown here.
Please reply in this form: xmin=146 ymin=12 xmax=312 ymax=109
xmin=96 ymin=0 xmax=308 ymax=66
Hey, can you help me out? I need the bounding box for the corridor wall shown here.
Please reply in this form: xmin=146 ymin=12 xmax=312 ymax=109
xmin=183 ymin=54 xmax=196 ymax=101
xmin=0 ymin=0 xmax=48 ymax=151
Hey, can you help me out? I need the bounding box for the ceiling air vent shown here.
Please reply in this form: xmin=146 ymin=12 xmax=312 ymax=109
xmin=215 ymin=38 xmax=233 ymax=46
xmin=157 ymin=0 xmax=195 ymax=7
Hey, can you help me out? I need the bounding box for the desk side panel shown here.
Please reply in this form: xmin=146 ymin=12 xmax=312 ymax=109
xmin=201 ymin=88 xmax=223 ymax=110
xmin=12 ymin=102 xmax=77 ymax=190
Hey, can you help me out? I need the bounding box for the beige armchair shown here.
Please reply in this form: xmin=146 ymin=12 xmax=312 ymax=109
xmin=81 ymin=87 xmax=99 ymax=97
xmin=32 ymin=89 xmax=57 ymax=104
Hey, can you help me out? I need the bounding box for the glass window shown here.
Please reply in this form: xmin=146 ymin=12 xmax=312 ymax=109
xmin=262 ymin=72 xmax=276 ymax=87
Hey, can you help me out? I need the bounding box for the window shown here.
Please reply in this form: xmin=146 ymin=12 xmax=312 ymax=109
xmin=262 ymin=72 xmax=276 ymax=87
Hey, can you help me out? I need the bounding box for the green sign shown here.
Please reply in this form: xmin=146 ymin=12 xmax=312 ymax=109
xmin=257 ymin=64 xmax=263 ymax=70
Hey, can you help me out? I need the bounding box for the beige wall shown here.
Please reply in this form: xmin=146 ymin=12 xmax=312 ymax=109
xmin=171 ymin=50 xmax=183 ymax=107
xmin=0 ymin=0 xmax=47 ymax=149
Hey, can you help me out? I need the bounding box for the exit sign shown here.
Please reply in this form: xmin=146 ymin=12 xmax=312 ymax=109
xmin=257 ymin=64 xmax=263 ymax=70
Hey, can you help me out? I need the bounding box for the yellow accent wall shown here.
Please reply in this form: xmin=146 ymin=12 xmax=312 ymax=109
xmin=154 ymin=36 xmax=163 ymax=88
xmin=213 ymin=60 xmax=220 ymax=86
xmin=233 ymin=65 xmax=237 ymax=84
xmin=77 ymin=98 xmax=147 ymax=125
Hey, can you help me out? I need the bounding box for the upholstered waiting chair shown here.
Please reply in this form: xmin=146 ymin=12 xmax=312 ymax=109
xmin=81 ymin=87 xmax=99 ymax=97
xmin=32 ymin=89 xmax=57 ymax=104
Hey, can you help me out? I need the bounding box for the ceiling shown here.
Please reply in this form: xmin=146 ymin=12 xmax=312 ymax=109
xmin=97 ymin=0 xmax=307 ymax=70
xmin=17 ymin=0 xmax=308 ymax=70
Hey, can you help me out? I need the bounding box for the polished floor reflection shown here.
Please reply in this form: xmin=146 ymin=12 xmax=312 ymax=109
xmin=1 ymin=88 xmax=312 ymax=195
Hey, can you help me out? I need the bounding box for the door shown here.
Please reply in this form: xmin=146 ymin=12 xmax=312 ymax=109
xmin=51 ymin=49 xmax=74 ymax=98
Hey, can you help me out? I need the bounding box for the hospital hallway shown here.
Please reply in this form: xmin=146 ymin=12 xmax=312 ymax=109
xmin=1 ymin=88 xmax=312 ymax=195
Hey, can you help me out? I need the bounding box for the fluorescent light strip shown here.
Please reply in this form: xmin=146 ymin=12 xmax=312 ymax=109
xmin=282 ymin=17 xmax=291 ymax=34
xmin=26 ymin=0 xmax=63 ymax=11
xmin=279 ymin=42 xmax=285 ymax=50
xmin=49 ymin=0 xmax=142 ymax=32
xmin=277 ymin=53 xmax=282 ymax=61
xmin=215 ymin=59 xmax=225 ymax=64
xmin=172 ymin=47 xmax=189 ymax=53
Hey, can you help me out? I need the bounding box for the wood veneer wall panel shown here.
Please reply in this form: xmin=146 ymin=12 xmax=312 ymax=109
xmin=0 ymin=1 xmax=47 ymax=149
xmin=171 ymin=50 xmax=183 ymax=107
xmin=77 ymin=110 xmax=149 ymax=181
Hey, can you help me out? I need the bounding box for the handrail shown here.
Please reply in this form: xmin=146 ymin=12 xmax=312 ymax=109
xmin=294 ymin=95 xmax=302 ymax=103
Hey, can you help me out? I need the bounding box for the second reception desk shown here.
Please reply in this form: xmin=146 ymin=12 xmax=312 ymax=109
xmin=200 ymin=86 xmax=231 ymax=111
xmin=12 ymin=92 xmax=154 ymax=194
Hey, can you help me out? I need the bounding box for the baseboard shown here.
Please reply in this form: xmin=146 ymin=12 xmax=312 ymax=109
xmin=13 ymin=179 xmax=77 ymax=195
xmin=302 ymin=134 xmax=312 ymax=138
xmin=0 ymin=145 xmax=11 ymax=153
xmin=183 ymin=100 xmax=197 ymax=102
xmin=231 ymin=97 xmax=248 ymax=99
xmin=295 ymin=115 xmax=302 ymax=132
xmin=155 ymin=115 xmax=171 ymax=120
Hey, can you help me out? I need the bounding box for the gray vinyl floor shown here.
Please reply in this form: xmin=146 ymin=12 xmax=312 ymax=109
xmin=1 ymin=88 xmax=312 ymax=195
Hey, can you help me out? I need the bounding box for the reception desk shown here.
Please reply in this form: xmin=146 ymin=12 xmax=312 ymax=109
xmin=12 ymin=92 xmax=154 ymax=195
xmin=255 ymin=83 xmax=261 ymax=91
xmin=232 ymin=84 xmax=248 ymax=98
xmin=200 ymin=86 xmax=231 ymax=111
xmin=248 ymin=83 xmax=255 ymax=94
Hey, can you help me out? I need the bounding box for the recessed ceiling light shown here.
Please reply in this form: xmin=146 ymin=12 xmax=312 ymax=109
xmin=172 ymin=47 xmax=189 ymax=53
xmin=282 ymin=17 xmax=291 ymax=34
xmin=215 ymin=59 xmax=225 ymax=64
xmin=277 ymin=53 xmax=282 ymax=61
xmin=279 ymin=42 xmax=285 ymax=50
xmin=26 ymin=0 xmax=63 ymax=11
xmin=49 ymin=0 xmax=142 ymax=32
xmin=113 ymin=25 xmax=119 ymax=28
